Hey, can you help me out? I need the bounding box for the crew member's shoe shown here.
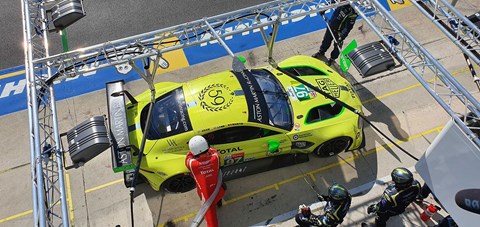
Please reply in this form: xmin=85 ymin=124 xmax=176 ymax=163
xmin=415 ymin=194 xmax=425 ymax=203
xmin=327 ymin=58 xmax=334 ymax=66
xmin=312 ymin=51 xmax=325 ymax=59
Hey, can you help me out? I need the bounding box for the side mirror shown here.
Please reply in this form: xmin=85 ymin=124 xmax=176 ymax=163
xmin=268 ymin=140 xmax=280 ymax=153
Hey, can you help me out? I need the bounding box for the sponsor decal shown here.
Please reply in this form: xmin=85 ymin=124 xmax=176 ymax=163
xmin=244 ymin=157 xmax=256 ymax=162
xmin=298 ymin=133 xmax=313 ymax=138
xmin=175 ymin=89 xmax=192 ymax=132
xmin=218 ymin=146 xmax=243 ymax=154
xmin=293 ymin=84 xmax=315 ymax=101
xmin=156 ymin=171 xmax=168 ymax=177
xmin=200 ymin=128 xmax=211 ymax=133
xmin=455 ymin=189 xmax=480 ymax=215
xmin=287 ymin=86 xmax=297 ymax=100
xmin=222 ymin=166 xmax=247 ymax=176
xmin=232 ymin=70 xmax=269 ymax=125
xmin=198 ymin=83 xmax=234 ymax=112
xmin=345 ymin=82 xmax=357 ymax=99
xmin=224 ymin=152 xmax=245 ymax=166
xmin=166 ymin=139 xmax=177 ymax=146
xmin=200 ymin=169 xmax=214 ymax=175
xmin=315 ymin=78 xmax=340 ymax=98
xmin=293 ymin=133 xmax=313 ymax=140
xmin=227 ymin=123 xmax=243 ymax=127
xmin=161 ymin=146 xmax=183 ymax=153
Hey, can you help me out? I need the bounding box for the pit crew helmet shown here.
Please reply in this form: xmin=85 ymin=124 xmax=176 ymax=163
xmin=189 ymin=135 xmax=209 ymax=156
xmin=328 ymin=183 xmax=350 ymax=201
xmin=391 ymin=167 xmax=414 ymax=189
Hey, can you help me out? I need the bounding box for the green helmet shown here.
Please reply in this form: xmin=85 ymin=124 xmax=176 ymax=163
xmin=391 ymin=167 xmax=414 ymax=188
xmin=328 ymin=183 xmax=350 ymax=201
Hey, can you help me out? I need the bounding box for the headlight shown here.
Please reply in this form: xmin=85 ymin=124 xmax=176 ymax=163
xmin=291 ymin=141 xmax=314 ymax=149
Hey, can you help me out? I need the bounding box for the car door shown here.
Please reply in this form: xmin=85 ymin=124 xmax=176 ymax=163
xmin=203 ymin=125 xmax=291 ymax=167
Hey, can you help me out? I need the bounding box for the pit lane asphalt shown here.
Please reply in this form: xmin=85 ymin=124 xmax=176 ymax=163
xmin=1 ymin=1 xmax=480 ymax=226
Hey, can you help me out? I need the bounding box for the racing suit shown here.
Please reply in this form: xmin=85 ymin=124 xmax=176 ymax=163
xmin=295 ymin=195 xmax=351 ymax=227
xmin=319 ymin=5 xmax=358 ymax=60
xmin=373 ymin=180 xmax=421 ymax=227
xmin=185 ymin=148 xmax=225 ymax=227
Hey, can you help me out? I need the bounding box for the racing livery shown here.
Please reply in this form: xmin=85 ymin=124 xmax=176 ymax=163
xmin=120 ymin=55 xmax=364 ymax=192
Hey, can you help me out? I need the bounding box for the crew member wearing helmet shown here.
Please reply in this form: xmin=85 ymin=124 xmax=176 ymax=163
xmin=185 ymin=135 xmax=225 ymax=227
xmin=295 ymin=183 xmax=352 ymax=226
xmin=364 ymin=167 xmax=421 ymax=227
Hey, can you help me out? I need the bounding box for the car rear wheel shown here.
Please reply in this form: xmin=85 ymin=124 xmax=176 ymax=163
xmin=314 ymin=137 xmax=352 ymax=157
xmin=162 ymin=173 xmax=196 ymax=193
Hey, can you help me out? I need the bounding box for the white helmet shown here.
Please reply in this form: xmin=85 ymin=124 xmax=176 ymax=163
xmin=189 ymin=135 xmax=209 ymax=155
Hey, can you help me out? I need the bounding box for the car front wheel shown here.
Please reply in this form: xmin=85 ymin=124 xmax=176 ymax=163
xmin=162 ymin=173 xmax=196 ymax=193
xmin=314 ymin=137 xmax=352 ymax=157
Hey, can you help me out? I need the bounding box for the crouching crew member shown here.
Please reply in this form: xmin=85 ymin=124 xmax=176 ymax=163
xmin=295 ymin=183 xmax=352 ymax=226
xmin=364 ymin=167 xmax=421 ymax=227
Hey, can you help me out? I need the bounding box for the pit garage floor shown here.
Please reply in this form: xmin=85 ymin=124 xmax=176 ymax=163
xmin=1 ymin=1 xmax=480 ymax=226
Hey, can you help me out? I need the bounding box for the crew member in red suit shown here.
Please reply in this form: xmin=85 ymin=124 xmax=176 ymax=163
xmin=185 ymin=135 xmax=225 ymax=227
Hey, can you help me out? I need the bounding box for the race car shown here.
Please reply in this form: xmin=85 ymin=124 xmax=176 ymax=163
xmin=108 ymin=55 xmax=364 ymax=193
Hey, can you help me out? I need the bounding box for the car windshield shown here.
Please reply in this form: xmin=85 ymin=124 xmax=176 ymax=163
xmin=250 ymin=69 xmax=293 ymax=130
xmin=141 ymin=87 xmax=192 ymax=140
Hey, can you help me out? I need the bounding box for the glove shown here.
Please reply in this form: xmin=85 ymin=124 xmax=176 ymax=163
xmin=317 ymin=195 xmax=326 ymax=202
xmin=299 ymin=204 xmax=307 ymax=210
xmin=367 ymin=204 xmax=378 ymax=214
xmin=299 ymin=204 xmax=311 ymax=217
xmin=336 ymin=36 xmax=344 ymax=46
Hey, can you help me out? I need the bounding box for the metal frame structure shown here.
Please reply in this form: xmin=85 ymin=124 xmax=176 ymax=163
xmin=410 ymin=0 xmax=480 ymax=65
xmin=21 ymin=0 xmax=480 ymax=226
xmin=354 ymin=0 xmax=480 ymax=143
xmin=22 ymin=0 xmax=69 ymax=226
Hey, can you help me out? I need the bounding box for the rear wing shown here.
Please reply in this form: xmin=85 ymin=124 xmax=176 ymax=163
xmin=106 ymin=80 xmax=136 ymax=186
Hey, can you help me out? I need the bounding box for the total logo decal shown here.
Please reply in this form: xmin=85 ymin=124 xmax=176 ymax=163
xmin=0 ymin=1 xmax=394 ymax=117
xmin=218 ymin=147 xmax=243 ymax=154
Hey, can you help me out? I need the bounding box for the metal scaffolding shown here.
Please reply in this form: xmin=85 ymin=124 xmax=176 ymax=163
xmin=354 ymin=0 xmax=480 ymax=143
xmin=411 ymin=0 xmax=480 ymax=65
xmin=21 ymin=0 xmax=480 ymax=225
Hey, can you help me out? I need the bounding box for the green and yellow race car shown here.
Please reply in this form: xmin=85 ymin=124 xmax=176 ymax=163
xmin=108 ymin=55 xmax=364 ymax=193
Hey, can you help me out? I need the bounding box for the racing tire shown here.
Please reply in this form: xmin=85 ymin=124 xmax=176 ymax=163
xmin=314 ymin=137 xmax=352 ymax=157
xmin=162 ymin=173 xmax=196 ymax=193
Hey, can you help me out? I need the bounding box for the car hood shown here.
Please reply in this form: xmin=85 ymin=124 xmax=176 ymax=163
xmin=182 ymin=71 xmax=251 ymax=131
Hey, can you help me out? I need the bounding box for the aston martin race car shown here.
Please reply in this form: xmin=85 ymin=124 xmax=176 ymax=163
xmin=107 ymin=55 xmax=364 ymax=193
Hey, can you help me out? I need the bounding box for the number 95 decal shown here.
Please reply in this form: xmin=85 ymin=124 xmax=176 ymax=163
xmin=224 ymin=153 xmax=245 ymax=166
